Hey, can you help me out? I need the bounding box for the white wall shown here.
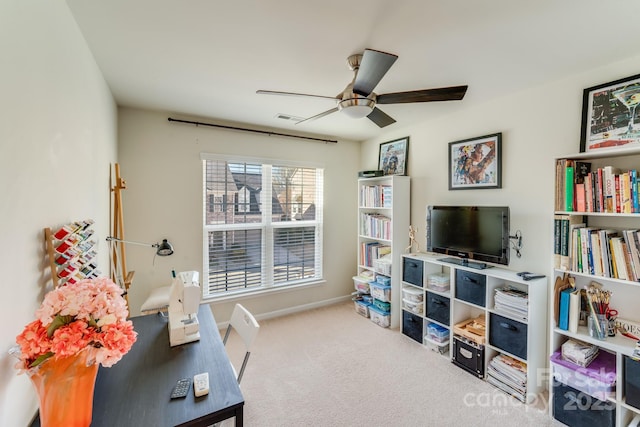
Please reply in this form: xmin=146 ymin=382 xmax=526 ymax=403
xmin=0 ymin=1 xmax=117 ymax=425
xmin=117 ymin=108 xmax=360 ymax=320
xmin=361 ymin=55 xmax=640 ymax=279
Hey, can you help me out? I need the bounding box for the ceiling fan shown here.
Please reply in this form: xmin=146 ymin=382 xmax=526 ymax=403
xmin=257 ymin=48 xmax=468 ymax=128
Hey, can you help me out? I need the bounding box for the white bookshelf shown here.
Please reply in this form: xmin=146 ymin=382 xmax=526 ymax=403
xmin=551 ymin=148 xmax=640 ymax=426
xmin=356 ymin=175 xmax=410 ymax=329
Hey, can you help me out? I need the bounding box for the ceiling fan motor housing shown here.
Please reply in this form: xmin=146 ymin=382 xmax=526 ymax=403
xmin=346 ymin=53 xmax=363 ymax=71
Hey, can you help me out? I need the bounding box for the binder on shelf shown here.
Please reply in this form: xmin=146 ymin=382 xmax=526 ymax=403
xmin=558 ymin=286 xmax=573 ymax=330
xmin=564 ymin=164 xmax=574 ymax=211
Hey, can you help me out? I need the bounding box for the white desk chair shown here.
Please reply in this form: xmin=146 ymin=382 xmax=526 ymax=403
xmin=140 ymin=285 xmax=172 ymax=315
xmin=223 ymin=304 xmax=260 ymax=384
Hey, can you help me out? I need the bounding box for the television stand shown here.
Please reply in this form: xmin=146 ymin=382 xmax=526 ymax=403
xmin=438 ymin=257 xmax=491 ymax=270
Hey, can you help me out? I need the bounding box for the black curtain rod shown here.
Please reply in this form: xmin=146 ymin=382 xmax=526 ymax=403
xmin=167 ymin=117 xmax=338 ymax=144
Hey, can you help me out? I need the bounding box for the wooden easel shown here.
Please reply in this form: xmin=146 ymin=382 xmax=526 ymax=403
xmin=111 ymin=163 xmax=135 ymax=312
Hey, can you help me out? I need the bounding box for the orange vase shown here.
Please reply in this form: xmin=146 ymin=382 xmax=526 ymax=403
xmin=28 ymin=349 xmax=98 ymax=427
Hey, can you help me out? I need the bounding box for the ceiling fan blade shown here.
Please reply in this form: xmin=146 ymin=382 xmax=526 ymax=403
xmin=295 ymin=107 xmax=339 ymax=125
xmin=353 ymin=49 xmax=398 ymax=97
xmin=367 ymin=107 xmax=396 ymax=128
xmin=376 ymin=85 xmax=468 ymax=104
xmin=256 ymin=90 xmax=339 ymax=101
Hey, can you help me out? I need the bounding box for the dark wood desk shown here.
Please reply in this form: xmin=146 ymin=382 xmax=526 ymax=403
xmin=33 ymin=306 xmax=244 ymax=427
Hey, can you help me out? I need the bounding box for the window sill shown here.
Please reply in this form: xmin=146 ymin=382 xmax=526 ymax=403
xmin=201 ymin=279 xmax=327 ymax=304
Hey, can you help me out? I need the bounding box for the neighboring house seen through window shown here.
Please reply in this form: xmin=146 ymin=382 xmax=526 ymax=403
xmin=201 ymin=155 xmax=324 ymax=296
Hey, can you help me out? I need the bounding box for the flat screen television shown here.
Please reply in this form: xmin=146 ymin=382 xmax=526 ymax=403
xmin=426 ymin=205 xmax=510 ymax=269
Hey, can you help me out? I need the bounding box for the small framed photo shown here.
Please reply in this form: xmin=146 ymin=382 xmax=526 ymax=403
xmin=378 ymin=137 xmax=409 ymax=176
xmin=580 ymin=73 xmax=640 ymax=152
xmin=449 ymin=133 xmax=502 ymax=190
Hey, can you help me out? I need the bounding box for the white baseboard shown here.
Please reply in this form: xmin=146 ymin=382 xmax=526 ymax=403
xmin=252 ymin=295 xmax=352 ymax=321
xmin=212 ymin=294 xmax=352 ymax=329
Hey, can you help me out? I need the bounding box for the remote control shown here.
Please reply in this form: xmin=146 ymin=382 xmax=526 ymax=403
xmin=193 ymin=372 xmax=209 ymax=397
xmin=170 ymin=378 xmax=191 ymax=399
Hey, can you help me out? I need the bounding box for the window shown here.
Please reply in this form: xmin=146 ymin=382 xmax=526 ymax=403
xmin=201 ymin=155 xmax=323 ymax=297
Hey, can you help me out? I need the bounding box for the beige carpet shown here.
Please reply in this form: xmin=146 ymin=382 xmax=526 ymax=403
xmin=221 ymin=302 xmax=562 ymax=427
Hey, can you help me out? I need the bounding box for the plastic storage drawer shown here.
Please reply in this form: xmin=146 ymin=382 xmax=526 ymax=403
xmin=375 ymin=275 xmax=391 ymax=286
xmin=425 ymin=291 xmax=450 ymax=326
xmin=489 ymin=313 xmax=527 ymax=360
xmin=373 ymin=299 xmax=391 ymax=313
xmin=402 ymin=310 xmax=423 ymax=343
xmin=402 ymin=286 xmax=423 ymax=303
xmin=425 ymin=337 xmax=449 ymax=355
xmin=402 ymin=257 xmax=423 ymax=287
xmin=402 ymin=298 xmax=423 ymax=315
xmin=551 ymin=350 xmax=615 ymax=401
xmin=427 ymin=273 xmax=450 ymax=292
xmin=369 ymin=281 xmax=391 ymax=302
xmin=552 ymin=381 xmax=615 ymax=427
xmin=369 ymin=305 xmax=391 ymax=328
xmin=427 ymin=323 xmax=450 ymax=343
xmin=455 ymin=269 xmax=486 ymax=307
xmin=353 ymin=300 xmax=370 ymax=318
xmin=352 ymin=276 xmax=370 ymax=294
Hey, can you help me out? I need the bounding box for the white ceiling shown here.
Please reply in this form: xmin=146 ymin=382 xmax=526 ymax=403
xmin=66 ymin=0 xmax=640 ymax=142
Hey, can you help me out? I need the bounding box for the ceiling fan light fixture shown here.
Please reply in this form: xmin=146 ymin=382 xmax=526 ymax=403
xmin=338 ymin=97 xmax=375 ymax=119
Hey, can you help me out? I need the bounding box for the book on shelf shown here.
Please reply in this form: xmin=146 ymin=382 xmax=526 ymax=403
xmin=611 ymin=237 xmax=629 ymax=280
xmin=565 ymin=162 xmax=574 ymax=211
xmin=555 ymin=159 xmax=565 ymax=211
xmin=554 ymin=214 xmax=584 ymax=270
xmin=596 ymin=168 xmax=604 ymax=212
xmin=359 ymin=242 xmax=391 ymax=267
xmin=603 ymin=166 xmax=620 ymax=213
xmin=570 ymin=225 xmax=583 ymax=272
xmin=599 ymin=229 xmax=618 ymax=278
xmin=563 ymin=165 xmax=640 ymax=213
xmin=579 ymin=226 xmax=595 ymax=274
xmin=589 ymin=230 xmax=604 ymax=276
xmin=574 ymin=161 xmax=591 ymax=212
xmin=575 ymin=183 xmax=586 ymax=212
xmin=633 ymin=169 xmax=639 ymax=213
xmin=584 ymin=174 xmax=593 ymax=212
xmin=554 ymin=216 xmax=561 ymax=268
xmin=623 ymin=230 xmax=640 ymax=281
xmin=360 ymin=184 xmax=393 ymax=208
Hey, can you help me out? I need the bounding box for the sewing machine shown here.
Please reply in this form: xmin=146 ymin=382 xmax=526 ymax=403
xmin=168 ymin=270 xmax=202 ymax=347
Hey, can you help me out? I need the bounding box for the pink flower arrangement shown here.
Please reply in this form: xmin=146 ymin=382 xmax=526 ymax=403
xmin=15 ymin=277 xmax=137 ymax=370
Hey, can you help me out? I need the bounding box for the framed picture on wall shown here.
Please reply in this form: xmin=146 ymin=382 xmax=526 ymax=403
xmin=580 ymin=73 xmax=640 ymax=152
xmin=448 ymin=133 xmax=502 ymax=190
xmin=378 ymin=137 xmax=409 ymax=176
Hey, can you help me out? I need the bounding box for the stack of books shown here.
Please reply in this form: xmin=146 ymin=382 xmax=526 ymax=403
xmin=494 ymin=286 xmax=529 ymax=321
xmin=486 ymin=353 xmax=527 ymax=402
xmin=561 ymin=339 xmax=599 ymax=367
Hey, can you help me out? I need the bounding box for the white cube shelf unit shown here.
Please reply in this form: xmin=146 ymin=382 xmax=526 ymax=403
xmin=401 ymin=252 xmax=548 ymax=403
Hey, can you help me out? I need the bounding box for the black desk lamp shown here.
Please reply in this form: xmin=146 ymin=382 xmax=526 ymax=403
xmin=106 ymin=237 xmax=174 ymax=256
